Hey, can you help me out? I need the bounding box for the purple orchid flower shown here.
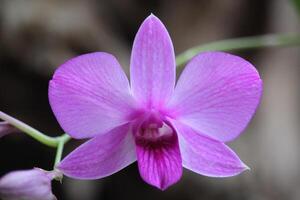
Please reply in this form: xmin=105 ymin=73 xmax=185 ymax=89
xmin=49 ymin=14 xmax=262 ymax=190
xmin=0 ymin=168 xmax=58 ymax=200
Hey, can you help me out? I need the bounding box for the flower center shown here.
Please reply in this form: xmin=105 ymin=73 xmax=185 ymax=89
xmin=134 ymin=112 xmax=175 ymax=144
xmin=140 ymin=122 xmax=173 ymax=140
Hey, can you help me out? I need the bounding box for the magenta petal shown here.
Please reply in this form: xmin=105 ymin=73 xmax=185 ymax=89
xmin=49 ymin=52 xmax=136 ymax=139
xmin=135 ymin=134 xmax=182 ymax=190
xmin=171 ymin=120 xmax=248 ymax=177
xmin=130 ymin=14 xmax=176 ymax=109
xmin=168 ymin=51 xmax=262 ymax=142
xmin=58 ymin=124 xmax=136 ymax=179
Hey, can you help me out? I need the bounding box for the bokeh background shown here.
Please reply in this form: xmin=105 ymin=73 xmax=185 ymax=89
xmin=1 ymin=0 xmax=300 ymax=199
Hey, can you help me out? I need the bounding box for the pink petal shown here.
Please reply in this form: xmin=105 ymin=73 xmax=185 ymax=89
xmin=135 ymin=133 xmax=182 ymax=190
xmin=49 ymin=52 xmax=136 ymax=139
xmin=168 ymin=52 xmax=262 ymax=142
xmin=171 ymin=120 xmax=248 ymax=177
xmin=130 ymin=14 xmax=176 ymax=109
xmin=58 ymin=124 xmax=136 ymax=179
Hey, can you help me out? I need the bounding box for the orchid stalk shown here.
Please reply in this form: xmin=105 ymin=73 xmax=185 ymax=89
xmin=176 ymin=33 xmax=300 ymax=67
xmin=0 ymin=111 xmax=70 ymax=148
xmin=0 ymin=14 xmax=299 ymax=198
xmin=0 ymin=111 xmax=71 ymax=168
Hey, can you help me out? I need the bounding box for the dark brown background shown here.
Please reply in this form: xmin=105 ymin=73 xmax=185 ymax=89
xmin=1 ymin=0 xmax=300 ymax=199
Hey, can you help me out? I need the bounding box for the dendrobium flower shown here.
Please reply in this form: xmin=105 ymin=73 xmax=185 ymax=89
xmin=49 ymin=14 xmax=262 ymax=190
xmin=0 ymin=168 xmax=58 ymax=200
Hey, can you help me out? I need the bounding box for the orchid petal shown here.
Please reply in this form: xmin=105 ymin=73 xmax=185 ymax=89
xmin=49 ymin=52 xmax=136 ymax=139
xmin=168 ymin=52 xmax=262 ymax=142
xmin=135 ymin=133 xmax=182 ymax=190
xmin=130 ymin=14 xmax=176 ymax=109
xmin=58 ymin=124 xmax=136 ymax=179
xmin=171 ymin=120 xmax=248 ymax=177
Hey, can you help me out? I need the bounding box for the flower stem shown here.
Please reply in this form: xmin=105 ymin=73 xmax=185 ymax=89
xmin=176 ymin=33 xmax=300 ymax=67
xmin=0 ymin=111 xmax=59 ymax=147
xmin=0 ymin=111 xmax=71 ymax=147
xmin=54 ymin=134 xmax=70 ymax=167
xmin=0 ymin=111 xmax=71 ymax=168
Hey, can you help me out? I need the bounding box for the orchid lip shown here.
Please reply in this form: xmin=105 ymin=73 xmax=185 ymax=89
xmin=133 ymin=111 xmax=183 ymax=190
xmin=133 ymin=111 xmax=176 ymax=143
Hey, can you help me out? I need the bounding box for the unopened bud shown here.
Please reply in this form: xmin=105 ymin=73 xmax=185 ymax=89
xmin=0 ymin=168 xmax=60 ymax=200
xmin=0 ymin=122 xmax=17 ymax=138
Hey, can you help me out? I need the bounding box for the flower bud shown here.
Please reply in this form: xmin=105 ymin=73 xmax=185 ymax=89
xmin=0 ymin=122 xmax=17 ymax=138
xmin=0 ymin=168 xmax=58 ymax=200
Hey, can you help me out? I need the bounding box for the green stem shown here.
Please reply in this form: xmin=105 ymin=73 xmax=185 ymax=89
xmin=54 ymin=134 xmax=70 ymax=167
xmin=176 ymin=33 xmax=300 ymax=67
xmin=54 ymin=141 xmax=64 ymax=167
xmin=0 ymin=111 xmax=71 ymax=147
xmin=0 ymin=111 xmax=59 ymax=147
xmin=0 ymin=111 xmax=71 ymax=168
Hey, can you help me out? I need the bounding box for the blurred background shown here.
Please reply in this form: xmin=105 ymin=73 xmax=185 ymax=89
xmin=0 ymin=0 xmax=300 ymax=199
